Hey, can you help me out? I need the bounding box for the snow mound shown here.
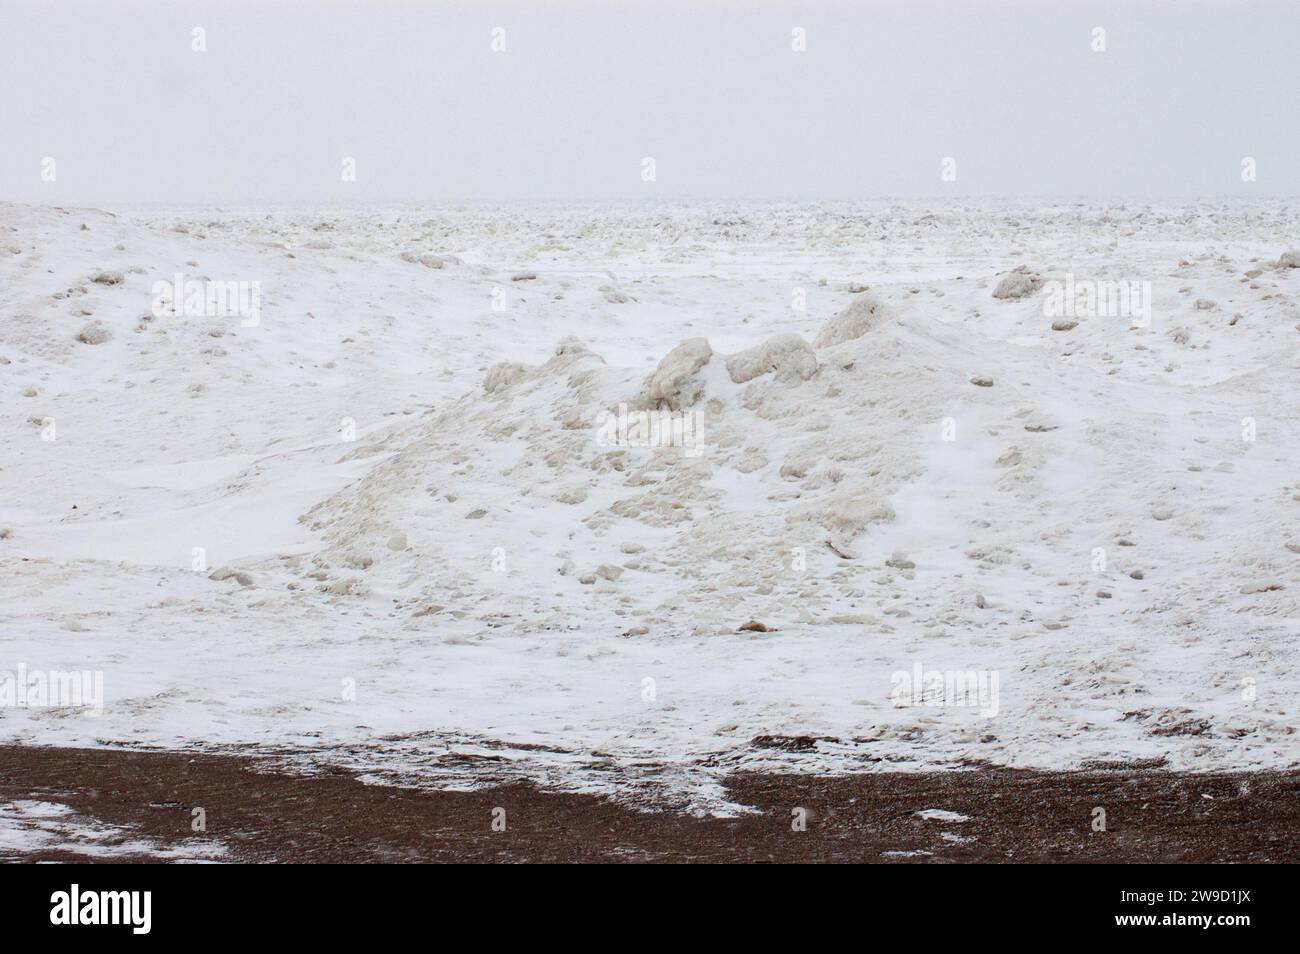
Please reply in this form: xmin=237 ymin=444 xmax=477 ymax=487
xmin=297 ymin=323 xmax=933 ymax=636
xmin=814 ymin=292 xmax=887 ymax=348
xmin=639 ymin=336 xmax=713 ymax=410
xmin=75 ymin=321 xmax=112 ymax=345
xmin=483 ymin=361 xmax=529 ymax=394
xmin=725 ymin=333 xmax=818 ymax=383
xmin=992 ymin=266 xmax=1044 ymax=300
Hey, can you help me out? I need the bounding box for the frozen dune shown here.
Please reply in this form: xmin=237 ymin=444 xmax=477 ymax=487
xmin=2 ymin=201 xmax=1299 ymax=804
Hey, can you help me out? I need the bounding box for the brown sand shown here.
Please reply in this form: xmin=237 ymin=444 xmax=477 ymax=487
xmin=2 ymin=745 xmax=1297 ymax=863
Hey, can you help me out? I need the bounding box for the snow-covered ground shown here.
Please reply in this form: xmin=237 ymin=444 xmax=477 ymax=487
xmin=2 ymin=200 xmax=1298 ymax=808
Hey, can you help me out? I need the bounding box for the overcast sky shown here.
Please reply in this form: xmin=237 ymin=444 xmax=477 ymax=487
xmin=2 ymin=0 xmax=1296 ymax=203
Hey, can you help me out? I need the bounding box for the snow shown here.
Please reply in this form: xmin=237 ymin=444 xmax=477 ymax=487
xmin=2 ymin=199 xmax=1298 ymax=808
xmin=915 ymin=809 xmax=970 ymax=823
xmin=0 ymin=800 xmax=225 ymax=861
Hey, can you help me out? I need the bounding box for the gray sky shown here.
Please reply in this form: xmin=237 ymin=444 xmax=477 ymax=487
xmin=2 ymin=0 xmax=1296 ymax=203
